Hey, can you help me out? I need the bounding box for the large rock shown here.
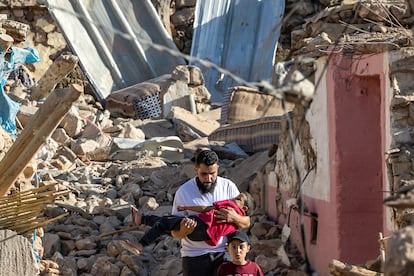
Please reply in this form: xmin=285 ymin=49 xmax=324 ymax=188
xmin=167 ymin=106 xmax=220 ymax=137
xmin=0 ymin=229 xmax=39 ymax=276
xmin=384 ymin=225 xmax=414 ymax=275
xmin=42 ymin=232 xmax=61 ymax=258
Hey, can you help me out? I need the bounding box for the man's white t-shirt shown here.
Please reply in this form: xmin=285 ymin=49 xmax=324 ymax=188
xmin=172 ymin=176 xmax=240 ymax=257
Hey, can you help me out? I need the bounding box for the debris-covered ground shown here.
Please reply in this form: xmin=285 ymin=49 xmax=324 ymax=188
xmin=0 ymin=59 xmax=309 ymax=274
xmin=1 ymin=62 xmax=309 ymax=275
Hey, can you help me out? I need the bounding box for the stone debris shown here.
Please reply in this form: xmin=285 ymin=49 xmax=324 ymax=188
xmin=383 ymin=225 xmax=414 ymax=276
xmin=286 ymin=0 xmax=412 ymax=58
xmin=0 ymin=58 xmax=307 ymax=276
xmin=0 ymin=3 xmax=309 ymax=275
xmin=384 ymin=182 xmax=414 ymax=209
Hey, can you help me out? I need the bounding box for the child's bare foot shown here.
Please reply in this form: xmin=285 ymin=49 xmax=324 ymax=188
xmin=131 ymin=205 xmax=142 ymax=226
xmin=120 ymin=240 xmax=143 ymax=256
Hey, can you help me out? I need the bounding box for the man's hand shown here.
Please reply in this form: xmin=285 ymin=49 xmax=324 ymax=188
xmin=171 ymin=218 xmax=197 ymax=239
xmin=214 ymin=207 xmax=238 ymax=223
xmin=214 ymin=207 xmax=251 ymax=229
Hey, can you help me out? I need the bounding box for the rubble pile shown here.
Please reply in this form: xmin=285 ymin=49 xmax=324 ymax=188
xmin=279 ymin=0 xmax=413 ymax=58
xmin=0 ymin=4 xmax=307 ymax=275
xmin=0 ymin=2 xmax=70 ymax=82
xmin=0 ymin=63 xmax=308 ymax=275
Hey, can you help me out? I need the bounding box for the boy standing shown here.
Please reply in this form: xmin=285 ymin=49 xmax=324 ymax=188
xmin=217 ymin=230 xmax=264 ymax=276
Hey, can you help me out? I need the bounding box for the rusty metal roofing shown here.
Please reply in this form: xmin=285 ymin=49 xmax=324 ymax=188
xmin=190 ymin=0 xmax=285 ymax=103
xmin=46 ymin=0 xmax=185 ymax=102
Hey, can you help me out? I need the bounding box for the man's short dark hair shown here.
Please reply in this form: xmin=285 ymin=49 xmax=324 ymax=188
xmin=195 ymin=149 xmax=218 ymax=167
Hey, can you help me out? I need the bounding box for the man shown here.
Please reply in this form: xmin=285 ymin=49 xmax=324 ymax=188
xmin=171 ymin=149 xmax=251 ymax=276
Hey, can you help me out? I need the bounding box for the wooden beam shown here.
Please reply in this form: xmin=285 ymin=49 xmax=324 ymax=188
xmin=329 ymin=259 xmax=383 ymax=276
xmin=99 ymin=226 xmax=140 ymax=238
xmin=0 ymin=84 xmax=82 ymax=196
xmin=31 ymin=54 xmax=79 ymax=100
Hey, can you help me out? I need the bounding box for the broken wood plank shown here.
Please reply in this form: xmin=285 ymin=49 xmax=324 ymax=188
xmin=2 ymin=19 xmax=29 ymax=42
xmin=99 ymin=225 xmax=140 ymax=238
xmin=15 ymin=213 xmax=68 ymax=236
xmin=0 ymin=84 xmax=82 ymax=196
xmin=31 ymin=54 xmax=79 ymax=100
xmin=329 ymin=259 xmax=383 ymax=276
xmin=54 ymin=202 xmax=93 ymax=220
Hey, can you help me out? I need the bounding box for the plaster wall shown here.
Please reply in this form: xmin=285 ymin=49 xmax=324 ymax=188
xmin=327 ymin=54 xmax=384 ymax=263
xmin=303 ymin=57 xmax=330 ymax=201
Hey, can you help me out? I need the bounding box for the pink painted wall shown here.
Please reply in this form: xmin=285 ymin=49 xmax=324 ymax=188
xmin=269 ymin=52 xmax=390 ymax=275
xmin=329 ymin=71 xmax=383 ymax=261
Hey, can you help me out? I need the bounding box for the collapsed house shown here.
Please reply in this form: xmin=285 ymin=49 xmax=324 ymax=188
xmin=265 ymin=0 xmax=414 ymax=275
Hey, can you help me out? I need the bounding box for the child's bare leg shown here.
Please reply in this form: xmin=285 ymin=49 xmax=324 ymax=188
xmin=131 ymin=205 xmax=142 ymax=226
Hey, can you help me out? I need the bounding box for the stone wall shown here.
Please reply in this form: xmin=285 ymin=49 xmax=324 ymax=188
xmin=0 ymin=3 xmax=67 ymax=81
xmin=387 ymin=48 xmax=414 ymax=227
xmin=0 ymin=0 xmax=197 ymax=96
xmin=272 ymin=104 xmax=316 ymax=222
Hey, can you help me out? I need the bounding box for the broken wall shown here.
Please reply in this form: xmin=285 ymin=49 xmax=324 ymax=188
xmin=267 ymin=0 xmax=414 ymax=273
xmin=0 ymin=3 xmax=85 ymax=89
xmin=270 ymin=52 xmax=393 ymax=273
xmin=387 ymin=48 xmax=414 ymax=228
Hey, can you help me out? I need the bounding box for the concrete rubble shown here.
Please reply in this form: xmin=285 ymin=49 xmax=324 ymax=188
xmin=3 ymin=60 xmax=313 ymax=274
xmin=0 ymin=70 xmax=308 ymax=275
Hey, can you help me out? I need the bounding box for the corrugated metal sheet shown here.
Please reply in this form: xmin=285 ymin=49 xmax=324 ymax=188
xmin=46 ymin=0 xmax=185 ymax=101
xmin=190 ymin=0 xmax=285 ymax=103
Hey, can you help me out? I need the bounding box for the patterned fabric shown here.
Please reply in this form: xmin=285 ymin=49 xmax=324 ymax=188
xmin=209 ymin=116 xmax=282 ymax=153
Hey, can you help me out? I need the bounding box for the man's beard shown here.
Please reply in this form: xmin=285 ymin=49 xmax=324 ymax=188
xmin=196 ymin=178 xmax=217 ymax=194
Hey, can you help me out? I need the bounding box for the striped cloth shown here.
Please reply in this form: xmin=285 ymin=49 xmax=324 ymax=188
xmin=209 ymin=116 xmax=282 ymax=154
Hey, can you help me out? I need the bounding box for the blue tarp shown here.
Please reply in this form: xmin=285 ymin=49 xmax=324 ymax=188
xmin=0 ymin=46 xmax=40 ymax=137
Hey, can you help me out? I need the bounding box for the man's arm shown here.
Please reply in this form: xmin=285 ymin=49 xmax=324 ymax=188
xmin=171 ymin=188 xmax=197 ymax=239
xmin=171 ymin=205 xmax=214 ymax=238
xmin=177 ymin=205 xmax=214 ymax=212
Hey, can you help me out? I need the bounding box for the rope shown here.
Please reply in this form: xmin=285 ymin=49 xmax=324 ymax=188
xmin=31 ymin=229 xmax=41 ymax=262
